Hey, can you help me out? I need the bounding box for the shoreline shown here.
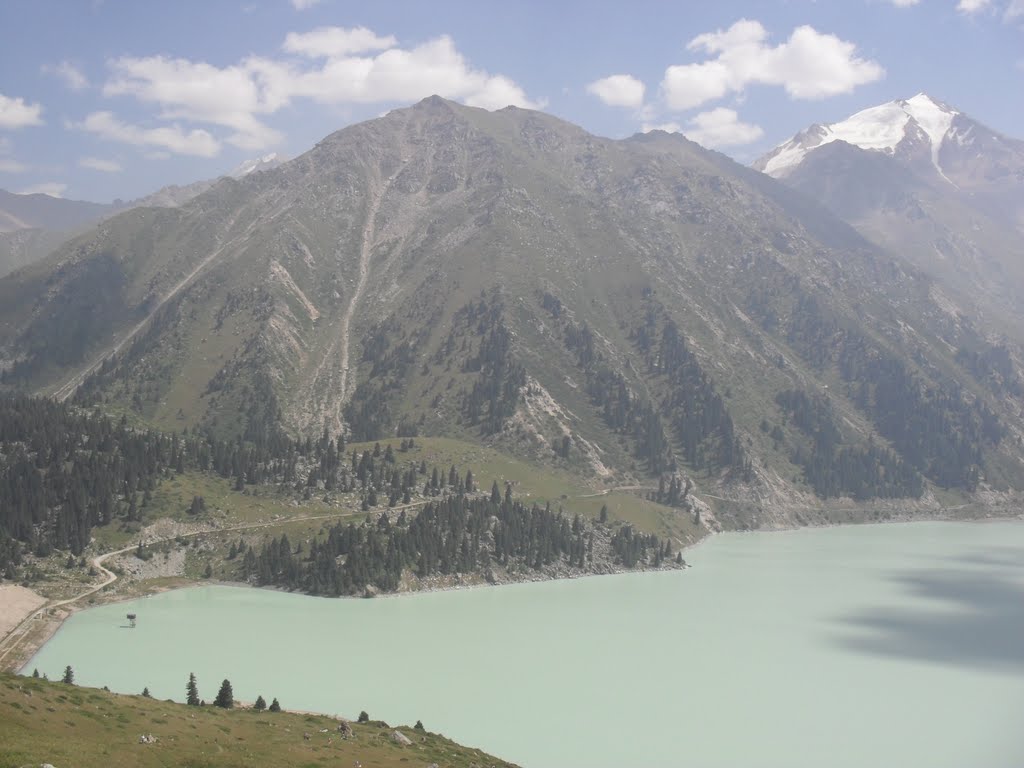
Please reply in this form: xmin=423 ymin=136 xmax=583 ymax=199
xmin=12 ymin=511 xmax=1024 ymax=674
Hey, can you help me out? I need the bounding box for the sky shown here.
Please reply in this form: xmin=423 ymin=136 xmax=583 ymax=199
xmin=0 ymin=0 xmax=1022 ymax=203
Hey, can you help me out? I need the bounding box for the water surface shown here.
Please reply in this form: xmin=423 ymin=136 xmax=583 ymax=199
xmin=26 ymin=520 xmax=1024 ymax=767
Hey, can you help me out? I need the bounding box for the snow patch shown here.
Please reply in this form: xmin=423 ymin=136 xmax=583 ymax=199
xmin=758 ymin=93 xmax=958 ymax=179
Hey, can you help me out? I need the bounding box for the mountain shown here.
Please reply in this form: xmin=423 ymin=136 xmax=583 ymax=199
xmin=0 ymin=190 xmax=117 ymax=278
xmin=0 ymin=96 xmax=1021 ymax=525
xmin=128 ymin=152 xmax=287 ymax=210
xmin=0 ymin=155 xmax=288 ymax=277
xmin=0 ymin=189 xmax=113 ymax=234
xmin=754 ymin=94 xmax=1024 ymax=337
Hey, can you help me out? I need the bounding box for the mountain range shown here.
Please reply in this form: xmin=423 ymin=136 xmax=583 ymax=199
xmin=0 ymin=154 xmax=285 ymax=279
xmin=755 ymin=93 xmax=1024 ymax=338
xmin=0 ymin=95 xmax=1021 ymax=526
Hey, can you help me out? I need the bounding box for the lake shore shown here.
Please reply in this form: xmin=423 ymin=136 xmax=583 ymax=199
xmin=10 ymin=506 xmax=1022 ymax=676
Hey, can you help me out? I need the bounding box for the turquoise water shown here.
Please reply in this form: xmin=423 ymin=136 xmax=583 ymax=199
xmin=25 ymin=520 xmax=1024 ymax=767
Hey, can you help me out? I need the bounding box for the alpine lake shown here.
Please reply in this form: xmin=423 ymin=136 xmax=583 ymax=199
xmin=25 ymin=520 xmax=1024 ymax=768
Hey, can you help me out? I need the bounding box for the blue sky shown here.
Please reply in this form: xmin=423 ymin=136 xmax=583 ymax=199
xmin=1 ymin=0 xmax=1021 ymax=202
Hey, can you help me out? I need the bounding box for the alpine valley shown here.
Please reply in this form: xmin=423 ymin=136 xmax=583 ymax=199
xmin=1 ymin=94 xmax=1023 ymax=612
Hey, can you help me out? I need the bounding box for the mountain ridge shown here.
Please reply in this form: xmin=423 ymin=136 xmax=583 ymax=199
xmin=1 ymin=96 xmax=1021 ymax=527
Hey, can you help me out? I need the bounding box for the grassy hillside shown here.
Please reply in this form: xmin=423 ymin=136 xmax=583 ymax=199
xmin=0 ymin=673 xmax=515 ymax=768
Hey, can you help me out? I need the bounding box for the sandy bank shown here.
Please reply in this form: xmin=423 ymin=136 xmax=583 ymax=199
xmin=0 ymin=585 xmax=46 ymax=638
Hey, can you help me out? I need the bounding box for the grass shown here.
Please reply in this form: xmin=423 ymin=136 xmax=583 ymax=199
xmin=0 ymin=673 xmax=516 ymax=768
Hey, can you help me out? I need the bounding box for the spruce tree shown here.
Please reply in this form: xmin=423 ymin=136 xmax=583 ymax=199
xmin=61 ymin=665 xmax=74 ymax=684
xmin=186 ymin=673 xmax=200 ymax=706
xmin=214 ymin=679 xmax=234 ymax=708
xmin=142 ymin=687 xmax=151 ymax=698
xmin=254 ymin=695 xmax=267 ymax=711
xmin=269 ymin=697 xmax=281 ymax=712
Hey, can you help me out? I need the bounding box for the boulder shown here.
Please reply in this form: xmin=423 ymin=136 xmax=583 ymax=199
xmin=390 ymin=730 xmax=413 ymax=746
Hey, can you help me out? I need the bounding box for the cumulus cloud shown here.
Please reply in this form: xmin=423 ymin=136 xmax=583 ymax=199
xmin=682 ymin=108 xmax=764 ymax=148
xmin=661 ymin=19 xmax=884 ymax=111
xmin=643 ymin=108 xmax=763 ymax=148
xmin=0 ymin=158 xmax=28 ymax=173
xmin=0 ymin=93 xmax=44 ymax=129
xmin=641 ymin=121 xmax=684 ymax=134
xmin=96 ymin=27 xmax=538 ymax=152
xmin=283 ymin=26 xmax=397 ymax=57
xmin=586 ymin=74 xmax=646 ymax=108
xmin=0 ymin=137 xmax=27 ymax=172
xmin=79 ymin=111 xmax=220 ymax=157
xmin=79 ymin=156 xmax=123 ymax=172
xmin=956 ymin=0 xmax=991 ymax=12
xmin=19 ymin=182 xmax=67 ymax=197
xmin=44 ymin=61 xmax=89 ymax=91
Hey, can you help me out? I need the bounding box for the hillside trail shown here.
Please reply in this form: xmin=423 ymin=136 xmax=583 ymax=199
xmin=297 ymin=153 xmax=409 ymax=437
xmin=52 ymin=211 xmax=257 ymax=403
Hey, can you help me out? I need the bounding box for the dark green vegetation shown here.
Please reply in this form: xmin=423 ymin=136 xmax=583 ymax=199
xmin=244 ymin=492 xmax=678 ymax=596
xmin=0 ymin=96 xmax=1022 ymax=536
xmin=0 ymin=672 xmax=515 ymax=768
xmin=0 ymin=394 xmax=678 ymax=592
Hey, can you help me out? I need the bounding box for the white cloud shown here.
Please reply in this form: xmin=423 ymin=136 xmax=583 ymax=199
xmin=44 ymin=61 xmax=89 ymax=91
xmin=1006 ymin=0 xmax=1024 ymax=19
xmin=98 ymin=28 xmax=538 ymax=149
xmin=283 ymin=26 xmax=396 ymax=57
xmin=79 ymin=111 xmax=221 ymax=157
xmin=957 ymin=0 xmax=991 ymax=12
xmin=886 ymin=0 xmax=920 ymax=6
xmin=0 ymin=93 xmax=44 ymax=129
xmin=641 ymin=121 xmax=684 ymax=134
xmin=661 ymin=19 xmax=884 ymax=111
xmin=586 ymin=74 xmax=646 ymax=108
xmin=19 ymin=182 xmax=67 ymax=197
xmin=682 ymin=107 xmax=764 ymax=148
xmin=104 ymin=56 xmax=284 ymax=151
xmin=0 ymin=138 xmax=27 ymax=172
xmin=79 ymin=156 xmax=123 ymax=172
xmin=291 ymin=0 xmax=322 ymax=8
xmin=0 ymin=158 xmax=28 ymax=173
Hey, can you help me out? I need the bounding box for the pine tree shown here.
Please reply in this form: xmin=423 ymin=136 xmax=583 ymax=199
xmin=142 ymin=687 xmax=151 ymax=698
xmin=358 ymin=710 xmax=370 ymax=723
xmin=31 ymin=668 xmax=39 ymax=678
xmin=186 ymin=673 xmax=200 ymax=706
xmin=254 ymin=695 xmax=267 ymax=711
xmin=62 ymin=665 xmax=74 ymax=685
xmin=214 ymin=679 xmax=234 ymax=708
xmin=414 ymin=719 xmax=425 ymax=731
xmin=269 ymin=697 xmax=281 ymax=712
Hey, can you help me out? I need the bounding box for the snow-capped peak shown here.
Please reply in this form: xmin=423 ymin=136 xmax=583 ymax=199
xmin=228 ymin=153 xmax=283 ymax=178
xmin=756 ymin=94 xmax=959 ymax=179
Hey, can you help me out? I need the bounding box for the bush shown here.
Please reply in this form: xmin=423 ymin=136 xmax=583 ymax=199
xmin=357 ymin=711 xmax=369 ymax=723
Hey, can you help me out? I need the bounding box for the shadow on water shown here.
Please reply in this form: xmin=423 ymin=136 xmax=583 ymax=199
xmin=833 ymin=554 xmax=1024 ymax=672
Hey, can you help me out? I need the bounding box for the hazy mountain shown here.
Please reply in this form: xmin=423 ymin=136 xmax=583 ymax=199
xmin=0 ymin=190 xmax=118 ymax=278
xmin=754 ymin=94 xmax=1024 ymax=337
xmin=0 ymin=97 xmax=1020 ymax=524
xmin=128 ymin=152 xmax=287 ymax=210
